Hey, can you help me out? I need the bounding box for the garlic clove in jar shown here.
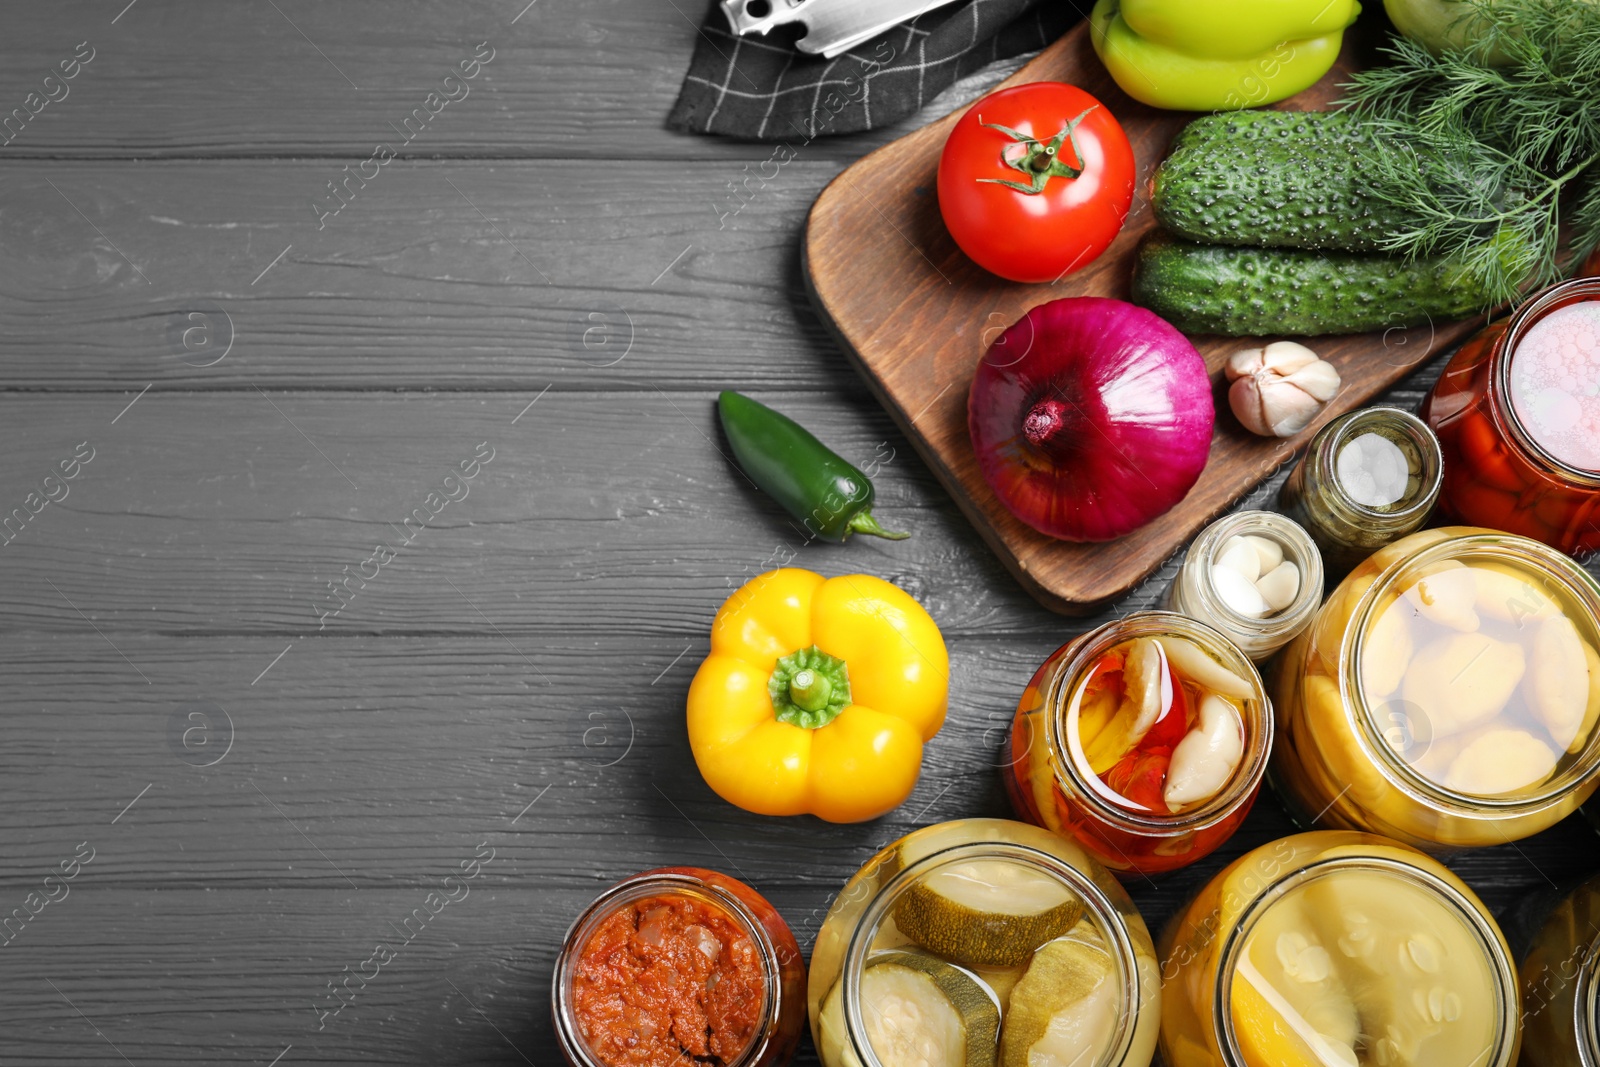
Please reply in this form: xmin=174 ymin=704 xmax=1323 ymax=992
xmin=1241 ymin=535 xmax=1284 ymax=574
xmin=1257 ymin=561 xmax=1302 ymax=612
xmin=1164 ymin=694 xmax=1245 ymax=811
xmin=1225 ymin=341 xmax=1343 ymax=438
xmin=1212 ymin=563 xmax=1270 ymax=618
xmin=1216 ymin=536 xmax=1262 ymax=582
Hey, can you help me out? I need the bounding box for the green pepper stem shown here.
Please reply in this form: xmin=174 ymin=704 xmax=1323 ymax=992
xmin=789 ymin=669 xmax=832 ymax=712
xmin=768 ymin=646 xmax=852 ymax=730
xmin=847 ymin=509 xmax=911 ymax=540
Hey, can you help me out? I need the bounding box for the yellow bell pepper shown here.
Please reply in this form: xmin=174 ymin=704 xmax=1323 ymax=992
xmin=1090 ymin=0 xmax=1359 ymax=112
xmin=686 ymin=568 xmax=948 ymax=823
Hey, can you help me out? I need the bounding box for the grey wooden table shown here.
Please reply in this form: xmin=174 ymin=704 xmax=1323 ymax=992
xmin=1 ymin=3 xmax=1595 ymax=1064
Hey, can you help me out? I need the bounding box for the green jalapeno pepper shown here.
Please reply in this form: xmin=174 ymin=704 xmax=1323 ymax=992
xmin=717 ymin=390 xmax=908 ymax=542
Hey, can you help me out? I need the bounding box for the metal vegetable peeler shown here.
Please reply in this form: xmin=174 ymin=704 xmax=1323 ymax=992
xmin=719 ymin=0 xmax=960 ymax=58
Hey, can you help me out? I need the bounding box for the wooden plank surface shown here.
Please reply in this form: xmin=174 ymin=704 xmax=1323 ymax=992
xmin=0 ymin=0 xmax=901 ymax=162
xmin=805 ymin=22 xmax=1474 ymax=615
xmin=0 ymin=160 xmax=850 ymax=391
xmin=2 ymin=2 xmax=1597 ymax=1065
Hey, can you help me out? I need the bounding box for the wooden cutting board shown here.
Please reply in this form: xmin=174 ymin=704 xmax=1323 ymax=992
xmin=803 ymin=21 xmax=1479 ymax=615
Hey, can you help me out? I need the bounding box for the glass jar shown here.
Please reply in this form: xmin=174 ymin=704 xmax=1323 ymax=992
xmin=1165 ymin=510 xmax=1324 ymax=661
xmin=809 ymin=819 xmax=1160 ymax=1067
xmin=1272 ymin=526 xmax=1600 ymax=850
xmin=1507 ymin=874 xmax=1600 ymax=1067
xmin=1422 ymin=277 xmax=1600 ymax=557
xmin=1005 ymin=612 xmax=1272 ymax=876
xmin=1278 ymin=407 xmax=1443 ymax=576
xmin=1158 ymin=831 xmax=1520 ymax=1067
xmin=553 ymin=867 xmax=806 ymax=1067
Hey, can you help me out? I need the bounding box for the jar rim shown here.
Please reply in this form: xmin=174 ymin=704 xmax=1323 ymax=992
xmin=1575 ymin=929 xmax=1600 ymax=1067
xmin=1044 ymin=611 xmax=1274 ymax=833
xmin=1345 ymin=530 xmax=1600 ymax=813
xmin=839 ymin=839 xmax=1141 ymax=1067
xmin=1311 ymin=407 xmax=1444 ymax=526
xmin=1490 ymin=276 xmax=1600 ymax=486
xmin=551 ymin=869 xmax=781 ymax=1067
xmin=1186 ymin=510 xmax=1325 ymax=637
xmin=1210 ymin=853 xmax=1518 ymax=1067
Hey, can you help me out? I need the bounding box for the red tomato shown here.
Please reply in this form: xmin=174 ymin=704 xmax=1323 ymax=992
xmin=938 ymin=82 xmax=1135 ymax=283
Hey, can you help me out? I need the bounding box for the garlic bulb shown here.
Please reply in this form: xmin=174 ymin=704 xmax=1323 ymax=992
xmin=1225 ymin=341 xmax=1342 ymax=438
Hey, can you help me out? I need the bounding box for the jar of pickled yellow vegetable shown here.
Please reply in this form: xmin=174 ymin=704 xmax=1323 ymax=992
xmin=1006 ymin=612 xmax=1272 ymax=875
xmin=809 ymin=819 xmax=1160 ymax=1067
xmin=1159 ymin=831 xmax=1520 ymax=1067
xmin=1273 ymin=526 xmax=1600 ymax=849
xmin=1507 ymin=874 xmax=1600 ymax=1067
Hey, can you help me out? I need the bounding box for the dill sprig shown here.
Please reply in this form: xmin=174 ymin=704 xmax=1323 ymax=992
xmin=1338 ymin=0 xmax=1600 ymax=305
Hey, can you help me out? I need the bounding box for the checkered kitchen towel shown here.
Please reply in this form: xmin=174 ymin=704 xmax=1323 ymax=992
xmin=667 ymin=0 xmax=1081 ymax=140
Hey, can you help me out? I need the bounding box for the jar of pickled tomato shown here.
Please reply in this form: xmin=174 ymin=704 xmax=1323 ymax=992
xmin=1422 ymin=277 xmax=1600 ymax=557
xmin=1505 ymin=874 xmax=1600 ymax=1067
xmin=553 ymin=867 xmax=806 ymax=1067
xmin=1159 ymin=831 xmax=1520 ymax=1067
xmin=1005 ymin=612 xmax=1272 ymax=876
xmin=809 ymin=819 xmax=1160 ymax=1067
xmin=1273 ymin=526 xmax=1600 ymax=850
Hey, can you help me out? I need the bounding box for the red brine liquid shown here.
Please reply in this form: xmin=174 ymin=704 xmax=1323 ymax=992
xmin=1423 ymin=279 xmax=1600 ymax=556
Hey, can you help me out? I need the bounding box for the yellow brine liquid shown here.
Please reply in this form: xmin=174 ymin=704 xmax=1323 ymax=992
xmin=1229 ymin=867 xmax=1498 ymax=1067
xmin=1359 ymin=553 xmax=1600 ymax=796
xmin=1272 ymin=528 xmax=1600 ymax=849
xmin=1158 ymin=832 xmax=1518 ymax=1067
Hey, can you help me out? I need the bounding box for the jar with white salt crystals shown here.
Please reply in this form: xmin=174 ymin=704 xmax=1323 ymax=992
xmin=1166 ymin=511 xmax=1323 ymax=661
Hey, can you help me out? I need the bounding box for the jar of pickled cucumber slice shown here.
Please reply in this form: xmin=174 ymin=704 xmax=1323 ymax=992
xmin=1272 ymin=527 xmax=1600 ymax=849
xmin=1158 ymin=832 xmax=1520 ymax=1067
xmin=808 ymin=819 xmax=1160 ymax=1067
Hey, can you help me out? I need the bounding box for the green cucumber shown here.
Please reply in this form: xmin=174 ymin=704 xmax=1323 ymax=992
xmin=1151 ymin=111 xmax=1415 ymax=253
xmin=1130 ymin=234 xmax=1496 ymax=337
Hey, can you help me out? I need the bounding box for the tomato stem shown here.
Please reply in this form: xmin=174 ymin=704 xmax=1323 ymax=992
xmin=976 ymin=106 xmax=1097 ymax=195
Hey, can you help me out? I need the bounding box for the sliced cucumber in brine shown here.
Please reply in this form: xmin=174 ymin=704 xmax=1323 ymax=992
xmin=892 ymin=848 xmax=1085 ymax=968
xmin=819 ymin=951 xmax=1001 ymax=1067
xmin=1000 ymin=931 xmax=1118 ymax=1067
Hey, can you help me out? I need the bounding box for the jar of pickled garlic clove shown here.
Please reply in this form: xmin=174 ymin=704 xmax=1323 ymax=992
xmin=1272 ymin=526 xmax=1600 ymax=850
xmin=1422 ymin=277 xmax=1600 ymax=557
xmin=1158 ymin=831 xmax=1520 ymax=1067
xmin=809 ymin=819 xmax=1160 ymax=1067
xmin=553 ymin=867 xmax=807 ymax=1067
xmin=1165 ymin=511 xmax=1324 ymax=662
xmin=1005 ymin=612 xmax=1272 ymax=876
xmin=1278 ymin=407 xmax=1444 ymax=576
xmin=1504 ymin=873 xmax=1600 ymax=1067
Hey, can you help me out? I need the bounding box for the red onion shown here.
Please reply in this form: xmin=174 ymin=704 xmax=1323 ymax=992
xmin=968 ymin=297 xmax=1214 ymax=542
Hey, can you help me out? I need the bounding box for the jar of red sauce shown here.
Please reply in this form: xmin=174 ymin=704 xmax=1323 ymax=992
xmin=553 ymin=867 xmax=806 ymax=1067
xmin=1422 ymin=277 xmax=1600 ymax=556
xmin=1004 ymin=612 xmax=1272 ymax=876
